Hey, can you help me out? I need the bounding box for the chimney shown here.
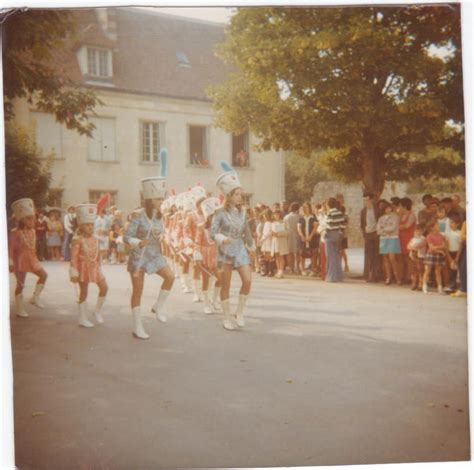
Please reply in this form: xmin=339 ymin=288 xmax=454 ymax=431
xmin=96 ymin=8 xmax=117 ymax=41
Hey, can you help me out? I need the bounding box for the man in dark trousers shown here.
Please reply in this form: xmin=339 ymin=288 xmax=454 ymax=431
xmin=361 ymin=192 xmax=382 ymax=282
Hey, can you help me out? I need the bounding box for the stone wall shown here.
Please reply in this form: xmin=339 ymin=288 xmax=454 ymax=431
xmin=312 ymin=181 xmax=464 ymax=248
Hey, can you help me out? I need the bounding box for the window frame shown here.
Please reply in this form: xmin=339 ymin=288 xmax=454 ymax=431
xmin=86 ymin=47 xmax=112 ymax=78
xmin=87 ymin=116 xmax=118 ymax=163
xmin=140 ymin=120 xmax=165 ymax=165
xmin=231 ymin=132 xmax=251 ymax=169
xmin=187 ymin=124 xmax=210 ymax=168
xmin=88 ymin=190 xmax=118 ymax=207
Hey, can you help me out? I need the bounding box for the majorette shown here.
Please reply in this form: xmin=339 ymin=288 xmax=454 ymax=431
xmin=70 ymin=198 xmax=109 ymax=328
xmin=123 ymin=149 xmax=175 ymax=340
xmin=8 ymin=198 xmax=48 ymax=317
xmin=183 ymin=184 xmax=207 ymax=302
xmin=210 ymin=161 xmax=256 ymax=330
xmin=195 ymin=197 xmax=222 ymax=314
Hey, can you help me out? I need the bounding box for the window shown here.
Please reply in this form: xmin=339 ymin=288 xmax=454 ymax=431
xmin=189 ymin=125 xmax=209 ymax=167
xmin=141 ymin=122 xmax=163 ymax=163
xmin=232 ymin=132 xmax=250 ymax=167
xmin=176 ymin=51 xmax=191 ymax=67
xmin=87 ymin=48 xmax=111 ymax=77
xmin=88 ymin=117 xmax=116 ymax=162
xmin=89 ymin=190 xmax=117 ymax=206
xmin=31 ymin=112 xmax=63 ymax=158
xmin=47 ymin=189 xmax=63 ymax=208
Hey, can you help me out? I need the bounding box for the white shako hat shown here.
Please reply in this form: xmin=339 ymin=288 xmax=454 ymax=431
xmin=76 ymin=204 xmax=97 ymax=225
xmin=175 ymin=193 xmax=185 ymax=211
xmin=190 ymin=184 xmax=207 ymax=205
xmin=141 ymin=148 xmax=169 ymax=200
xmin=183 ymin=190 xmax=196 ymax=212
xmin=11 ymin=198 xmax=35 ymax=221
xmin=216 ymin=161 xmax=241 ymax=196
xmin=200 ymin=197 xmax=221 ymax=219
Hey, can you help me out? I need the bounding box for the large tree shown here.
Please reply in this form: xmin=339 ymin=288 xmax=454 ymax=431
xmin=2 ymin=8 xmax=100 ymax=136
xmin=209 ymin=5 xmax=464 ymax=197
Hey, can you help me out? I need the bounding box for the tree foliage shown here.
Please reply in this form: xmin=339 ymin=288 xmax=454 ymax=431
xmin=2 ymin=8 xmax=100 ymax=136
xmin=5 ymin=123 xmax=52 ymax=211
xmin=285 ymin=151 xmax=328 ymax=203
xmin=209 ymin=5 xmax=464 ymax=197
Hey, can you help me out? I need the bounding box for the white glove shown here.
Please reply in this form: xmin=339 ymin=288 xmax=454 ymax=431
xmin=128 ymin=237 xmax=142 ymax=249
xmin=69 ymin=267 xmax=79 ymax=278
xmin=214 ymin=234 xmax=228 ymax=245
xmin=193 ymin=251 xmax=203 ymax=262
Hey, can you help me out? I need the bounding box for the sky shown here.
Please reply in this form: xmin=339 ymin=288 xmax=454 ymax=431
xmin=145 ymin=6 xmax=235 ymax=24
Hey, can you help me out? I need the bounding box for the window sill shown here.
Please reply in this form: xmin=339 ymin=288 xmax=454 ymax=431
xmin=187 ymin=164 xmax=212 ymax=169
xmin=140 ymin=161 xmax=160 ymax=166
xmin=233 ymin=166 xmax=254 ymax=171
xmin=87 ymin=159 xmax=120 ymax=164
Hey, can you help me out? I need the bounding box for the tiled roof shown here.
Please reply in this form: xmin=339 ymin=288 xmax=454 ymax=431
xmin=65 ymin=8 xmax=229 ymax=101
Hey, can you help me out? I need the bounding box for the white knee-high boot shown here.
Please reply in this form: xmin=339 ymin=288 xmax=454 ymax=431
xmin=234 ymin=294 xmax=248 ymax=328
xmin=78 ymin=302 xmax=94 ymax=328
xmin=29 ymin=283 xmax=45 ymax=308
xmin=222 ymin=299 xmax=235 ymax=331
xmin=15 ymin=294 xmax=29 ymax=318
xmin=94 ymin=296 xmax=106 ymax=324
xmin=203 ymin=290 xmax=213 ymax=314
xmin=151 ymin=289 xmax=170 ymax=323
xmin=132 ymin=306 xmax=149 ymax=339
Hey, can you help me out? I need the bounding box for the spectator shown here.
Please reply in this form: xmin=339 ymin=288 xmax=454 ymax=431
xmin=109 ymin=223 xmax=121 ymax=264
xmin=62 ymin=206 xmax=76 ymax=262
xmin=339 ymin=204 xmax=350 ymax=272
xmin=325 ymin=198 xmax=346 ymax=282
xmin=317 ymin=202 xmax=327 ymax=279
xmin=271 ymin=209 xmax=289 ymax=278
xmin=451 ymin=219 xmax=467 ymax=297
xmin=437 ymin=205 xmax=449 ymax=234
xmin=259 ymin=209 xmax=274 ymax=277
xmin=281 ymin=201 xmax=290 ymax=218
xmin=390 ymin=197 xmax=402 ymax=214
xmin=440 ymin=197 xmax=453 ymax=216
xmin=297 ymin=202 xmax=319 ymax=277
xmin=35 ymin=210 xmax=48 ymax=261
xmin=361 ymin=192 xmax=381 ymax=283
xmin=47 ymin=210 xmax=63 ymax=261
xmin=95 ymin=210 xmax=110 ymax=263
xmin=284 ymin=203 xmax=301 ymax=275
xmin=399 ymin=197 xmax=416 ymax=283
xmin=450 ymin=194 xmax=466 ymax=222
xmin=423 ymin=221 xmax=447 ymax=295
xmin=377 ymin=202 xmax=402 ymax=285
xmin=445 ymin=215 xmax=462 ymax=293
xmin=417 ymin=194 xmax=434 ymax=226
xmin=407 ymin=224 xmax=427 ymax=291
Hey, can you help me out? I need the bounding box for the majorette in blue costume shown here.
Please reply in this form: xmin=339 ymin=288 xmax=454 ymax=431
xmin=211 ymin=161 xmax=256 ymax=331
xmin=124 ymin=149 xmax=175 ymax=340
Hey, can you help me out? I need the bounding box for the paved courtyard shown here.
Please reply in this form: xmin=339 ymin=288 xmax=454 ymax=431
xmin=9 ymin=256 xmax=470 ymax=469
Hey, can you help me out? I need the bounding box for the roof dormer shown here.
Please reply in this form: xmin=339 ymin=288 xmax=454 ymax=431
xmin=77 ymin=45 xmax=114 ymax=85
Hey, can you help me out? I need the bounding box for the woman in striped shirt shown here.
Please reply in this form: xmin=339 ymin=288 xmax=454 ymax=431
xmin=325 ymin=198 xmax=346 ymax=282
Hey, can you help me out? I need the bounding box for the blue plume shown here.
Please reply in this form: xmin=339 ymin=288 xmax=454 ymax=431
xmin=220 ymin=160 xmax=234 ymax=173
xmin=160 ymin=148 xmax=168 ymax=177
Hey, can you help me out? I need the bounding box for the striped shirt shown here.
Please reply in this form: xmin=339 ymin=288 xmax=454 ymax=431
xmin=326 ymin=208 xmax=346 ymax=231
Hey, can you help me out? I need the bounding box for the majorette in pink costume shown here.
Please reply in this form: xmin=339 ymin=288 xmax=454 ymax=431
xmin=70 ymin=202 xmax=108 ymax=328
xmin=9 ymin=198 xmax=48 ymax=318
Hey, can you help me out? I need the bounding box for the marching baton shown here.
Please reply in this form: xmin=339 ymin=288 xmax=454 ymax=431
xmin=177 ymin=248 xmax=217 ymax=280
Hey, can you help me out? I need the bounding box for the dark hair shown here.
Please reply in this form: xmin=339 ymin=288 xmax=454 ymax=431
xmin=363 ymin=192 xmax=374 ymax=200
xmin=327 ymin=197 xmax=338 ymax=209
xmin=422 ymin=194 xmax=433 ymax=203
xmin=263 ymin=208 xmax=273 ymax=221
xmin=390 ymin=197 xmax=401 ymax=206
xmin=290 ymin=202 xmax=300 ymax=212
xmin=415 ymin=223 xmax=424 ymax=231
xmin=400 ymin=197 xmax=412 ymax=211
xmin=441 ymin=197 xmax=453 ymax=204
xmin=448 ymin=214 xmax=461 ymax=226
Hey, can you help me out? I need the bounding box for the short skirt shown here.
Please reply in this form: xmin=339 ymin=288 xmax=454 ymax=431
xmin=424 ymin=253 xmax=446 ymax=267
xmin=379 ymin=237 xmax=401 ymax=254
xmin=47 ymin=233 xmax=62 ymax=247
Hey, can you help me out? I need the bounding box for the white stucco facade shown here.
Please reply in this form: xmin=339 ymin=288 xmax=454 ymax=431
xmin=13 ymin=89 xmax=285 ymax=214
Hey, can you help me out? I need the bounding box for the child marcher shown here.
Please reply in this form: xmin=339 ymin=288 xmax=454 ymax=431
xmin=9 ymin=198 xmax=48 ymax=317
xmin=70 ymin=203 xmax=109 ymax=327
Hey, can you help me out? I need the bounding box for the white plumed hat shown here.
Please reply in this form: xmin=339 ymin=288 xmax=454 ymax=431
xmin=11 ymin=198 xmax=35 ymax=221
xmin=76 ymin=204 xmax=97 ymax=225
xmin=200 ymin=197 xmax=221 ymax=219
xmin=190 ymin=184 xmax=207 ymax=204
xmin=216 ymin=161 xmax=241 ymax=196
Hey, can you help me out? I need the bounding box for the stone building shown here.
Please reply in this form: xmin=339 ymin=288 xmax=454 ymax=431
xmin=11 ymin=8 xmax=285 ymax=213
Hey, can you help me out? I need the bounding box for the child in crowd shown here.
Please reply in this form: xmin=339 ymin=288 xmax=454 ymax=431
xmin=423 ymin=221 xmax=447 ymax=295
xmin=407 ymin=224 xmax=427 ymax=291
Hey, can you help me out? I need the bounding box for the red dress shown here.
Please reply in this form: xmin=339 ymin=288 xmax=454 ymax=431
xmin=195 ymin=223 xmax=217 ymax=271
xmin=9 ymin=229 xmax=42 ymax=273
xmin=399 ymin=212 xmax=416 ymax=255
xmin=70 ymin=235 xmax=105 ymax=283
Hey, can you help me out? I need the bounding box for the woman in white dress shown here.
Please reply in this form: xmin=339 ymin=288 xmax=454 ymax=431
xmin=271 ymin=210 xmax=289 ymax=278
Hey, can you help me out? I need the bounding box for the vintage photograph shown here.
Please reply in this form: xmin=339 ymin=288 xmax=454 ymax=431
xmin=1 ymin=2 xmax=470 ymax=468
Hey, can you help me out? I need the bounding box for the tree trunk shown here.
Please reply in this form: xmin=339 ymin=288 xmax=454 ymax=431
xmin=362 ymin=150 xmax=385 ymax=201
